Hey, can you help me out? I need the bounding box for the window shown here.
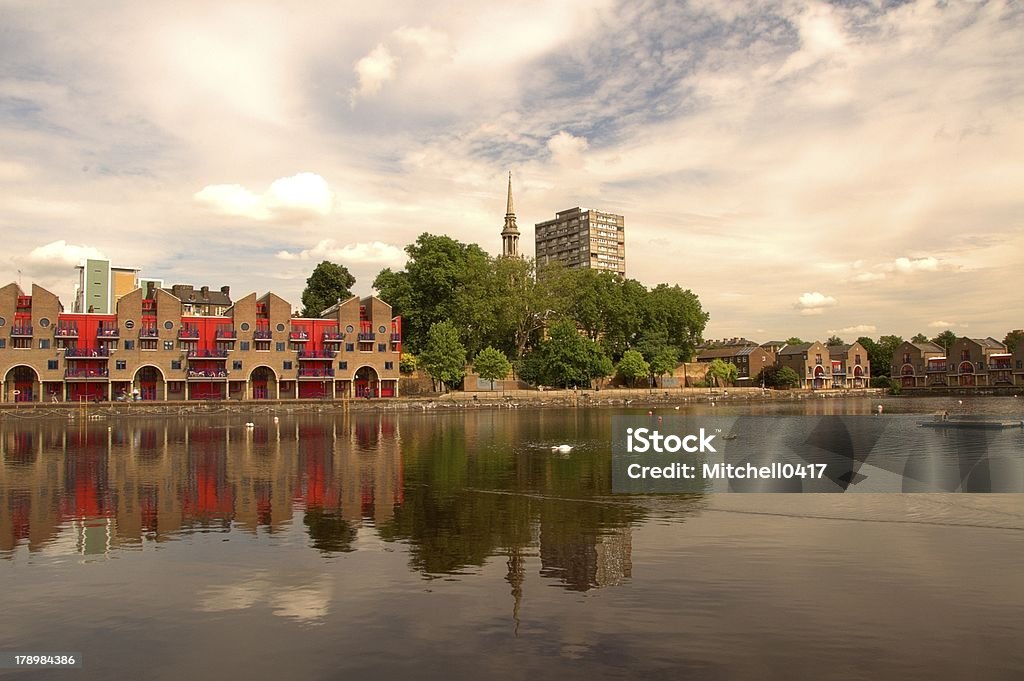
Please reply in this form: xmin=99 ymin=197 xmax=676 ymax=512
xmin=116 ymin=360 xmax=127 ymax=370
xmin=240 ymin=322 xmax=250 ymax=331
xmin=815 ymin=354 xmax=822 ymax=365
xmin=240 ymin=341 xmax=250 ymax=351
xmin=233 ymin=360 xmax=242 ymax=370
xmin=39 ymin=339 xmax=50 ymax=349
xmin=124 ymin=340 xmax=135 ymax=350
xmin=275 ymin=342 xmax=285 ymax=352
xmin=171 ymin=360 xmax=182 ymax=370
xmin=345 ymin=343 xmax=354 ymax=352
xmin=48 ymin=360 xmax=58 ymax=370
xmin=338 ymin=361 xmax=348 ymax=370
xmin=378 ymin=343 xmax=386 ymax=352
xmin=164 ymin=341 xmax=174 ymax=351
xmin=346 ymin=325 xmax=354 ymax=333
xmin=164 ymin=321 xmax=174 ymax=330
xmin=0 ymin=339 xmax=5 ymax=349
xmin=283 ymin=361 xmax=292 ymax=370
xmin=385 ymin=361 xmax=394 ymax=370
xmin=141 ymin=340 xmax=157 ymax=351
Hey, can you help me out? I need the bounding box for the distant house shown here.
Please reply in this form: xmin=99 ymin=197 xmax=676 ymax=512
xmin=891 ymin=341 xmax=945 ymax=388
xmin=945 ymin=337 xmax=1009 ymax=387
xmin=777 ymin=341 xmax=832 ymax=389
xmin=828 ymin=342 xmax=871 ymax=388
xmin=162 ymin=285 xmax=233 ymax=316
xmin=1013 ymin=340 xmax=1024 ymax=387
xmin=696 ymin=344 xmax=776 ymax=383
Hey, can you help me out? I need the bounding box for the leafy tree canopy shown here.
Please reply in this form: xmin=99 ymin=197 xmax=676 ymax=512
xmin=474 ymin=346 xmax=512 ymax=388
xmin=616 ymin=349 xmax=650 ymax=387
xmin=705 ymin=358 xmax=739 ymax=387
xmin=301 ymin=261 xmax=355 ymax=317
xmin=826 ymin=335 xmax=845 ymax=346
xmin=420 ymin=320 xmax=467 ymax=391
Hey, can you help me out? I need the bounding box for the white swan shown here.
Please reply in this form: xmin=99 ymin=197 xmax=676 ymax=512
xmin=245 ymin=422 xmax=255 ymax=428
xmin=551 ymin=444 xmax=574 ymax=453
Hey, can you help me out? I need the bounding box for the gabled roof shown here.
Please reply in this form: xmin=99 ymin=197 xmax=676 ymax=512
xmin=911 ymin=341 xmax=944 ymax=353
xmin=697 ymin=345 xmax=759 ymax=360
xmin=779 ymin=342 xmax=814 ymax=356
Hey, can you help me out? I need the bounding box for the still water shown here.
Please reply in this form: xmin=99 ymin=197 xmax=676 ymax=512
xmin=1 ymin=397 xmax=1022 ymax=680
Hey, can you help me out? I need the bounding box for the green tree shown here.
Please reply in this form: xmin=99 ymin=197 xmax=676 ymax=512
xmin=785 ymin=337 xmax=805 ymax=345
xmin=616 ymin=349 xmax=650 ymax=388
xmin=420 ymin=321 xmax=467 ymax=392
xmin=756 ymin=365 xmax=800 ymax=389
xmin=873 ymin=335 xmax=904 ymax=378
xmin=930 ymin=330 xmax=958 ymax=352
xmin=649 ymin=346 xmax=679 ymax=387
xmin=1002 ymin=329 xmax=1023 ymax=352
xmin=705 ymin=358 xmax=739 ymax=387
xmin=473 ymin=346 xmax=512 ymax=390
xmin=644 ymin=284 xmax=708 ymax=361
xmin=525 ymin=320 xmax=612 ymax=389
xmin=300 ymin=261 xmax=355 ymax=317
xmin=399 ymin=352 xmax=418 ymax=375
xmin=911 ymin=333 xmax=929 ymax=343
xmin=826 ymin=335 xmax=845 ymax=346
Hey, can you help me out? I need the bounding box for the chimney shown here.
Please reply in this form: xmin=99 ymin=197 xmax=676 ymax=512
xmin=220 ymin=285 xmax=230 ymax=296
xmin=145 ymin=281 xmax=155 ymax=298
xmin=201 ymin=286 xmax=209 ymax=297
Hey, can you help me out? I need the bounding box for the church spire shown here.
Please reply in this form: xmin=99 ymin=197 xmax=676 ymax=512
xmin=501 ymin=171 xmax=520 ymax=258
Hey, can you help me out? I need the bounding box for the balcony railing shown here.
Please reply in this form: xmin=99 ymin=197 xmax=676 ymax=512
xmin=358 ymin=332 xmax=376 ymax=341
xmin=97 ymin=327 xmax=119 ymax=338
xmin=16 ymin=296 xmax=32 ymax=309
xmin=289 ymin=331 xmax=310 ymax=341
xmin=298 ymin=368 xmax=335 ymax=378
xmin=297 ymin=350 xmax=337 ymax=359
xmin=322 ymin=332 xmax=345 ymax=342
xmin=989 ymin=363 xmax=1012 ymax=370
xmin=54 ymin=327 xmax=79 ymax=337
xmin=926 ymin=364 xmax=947 ymax=373
xmin=216 ymin=328 xmax=237 ymax=339
xmin=139 ymin=326 xmax=159 ymax=338
xmin=141 ymin=300 xmax=156 ymax=312
xmin=187 ymin=369 xmax=228 ymax=379
xmin=10 ymin=326 xmax=32 ymax=337
xmin=390 ymin=333 xmax=401 ymax=342
xmin=65 ymin=369 xmax=109 ymax=378
xmin=179 ymin=328 xmax=200 ymax=339
xmin=65 ymin=347 xmax=111 ymax=358
xmin=254 ymin=329 xmax=273 ymax=339
xmin=187 ymin=349 xmax=228 ymax=358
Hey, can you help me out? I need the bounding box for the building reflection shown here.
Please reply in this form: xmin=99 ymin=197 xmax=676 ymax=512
xmin=0 ymin=411 xmax=643 ymax=605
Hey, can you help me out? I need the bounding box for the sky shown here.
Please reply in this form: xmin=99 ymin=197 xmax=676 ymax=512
xmin=1 ymin=0 xmax=1021 ymax=342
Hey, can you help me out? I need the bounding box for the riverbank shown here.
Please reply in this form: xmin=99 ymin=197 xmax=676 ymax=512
xmin=0 ymin=386 xmax=887 ymax=418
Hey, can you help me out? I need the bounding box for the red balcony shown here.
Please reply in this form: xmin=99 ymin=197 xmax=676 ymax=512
xmin=390 ymin=332 xmax=401 ymax=342
xmin=16 ymin=296 xmax=31 ymax=310
xmin=141 ymin=299 xmax=156 ymax=312
xmin=65 ymin=368 xmax=109 ymax=379
xmin=10 ymin=326 xmax=33 ymax=337
xmin=187 ymin=349 xmax=228 ymax=359
xmin=97 ymin=326 xmax=119 ymax=338
xmin=926 ymin=363 xmax=947 ymax=373
xmin=179 ymin=327 xmax=200 ymax=339
xmin=297 ymin=368 xmax=335 ymax=378
xmin=65 ymin=347 xmax=111 ymax=358
xmin=139 ymin=326 xmax=159 ymax=338
xmin=54 ymin=326 xmax=79 ymax=338
xmin=358 ymin=332 xmax=376 ymax=341
xmin=322 ymin=331 xmax=345 ymax=342
xmin=289 ymin=330 xmax=310 ymax=341
xmin=254 ymin=328 xmax=272 ymax=339
xmin=297 ymin=350 xmax=337 ymax=359
xmin=216 ymin=327 xmax=237 ymax=340
xmin=187 ymin=369 xmax=228 ymax=380
xmin=989 ymin=362 xmax=1012 ymax=370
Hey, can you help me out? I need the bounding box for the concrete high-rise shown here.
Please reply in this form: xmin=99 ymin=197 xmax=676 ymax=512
xmin=73 ymin=259 xmax=141 ymax=313
xmin=534 ymin=207 xmax=625 ymax=276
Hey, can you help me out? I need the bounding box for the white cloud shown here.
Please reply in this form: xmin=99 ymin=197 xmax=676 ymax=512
xmin=928 ymin=320 xmax=967 ymax=329
xmin=795 ymin=291 xmax=837 ymax=312
xmin=195 ymin=173 xmax=332 ymax=221
xmin=547 ymin=131 xmax=589 ymax=166
xmin=393 ymin=26 xmax=450 ymax=58
xmin=276 ymin=239 xmax=406 ymax=266
xmin=828 ymin=325 xmax=876 ymax=335
xmin=14 ymin=240 xmax=107 ymax=277
xmin=350 ymin=44 xmax=398 ymax=105
xmin=891 ymin=256 xmax=940 ymax=273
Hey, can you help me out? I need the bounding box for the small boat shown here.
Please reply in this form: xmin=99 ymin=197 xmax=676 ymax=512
xmin=551 ymin=444 xmax=574 ymax=453
xmin=722 ymin=434 xmax=738 ymax=441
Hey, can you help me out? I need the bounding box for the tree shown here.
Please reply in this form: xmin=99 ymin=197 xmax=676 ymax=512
xmin=649 ymin=346 xmax=679 ymax=387
xmin=785 ymin=337 xmax=804 ymax=345
xmin=1003 ymin=329 xmax=1023 ymax=353
xmin=399 ymin=353 xmax=418 ymax=375
xmin=420 ymin=321 xmax=467 ymax=392
xmin=473 ymin=346 xmax=512 ymax=390
xmin=616 ymin=349 xmax=650 ymax=388
xmin=873 ymin=335 xmax=904 ymax=378
xmin=524 ymin=320 xmax=612 ymax=389
xmin=705 ymin=358 xmax=739 ymax=387
xmin=930 ymin=330 xmax=958 ymax=352
xmin=644 ymin=284 xmax=708 ymax=361
xmin=911 ymin=333 xmax=929 ymax=343
xmin=826 ymin=335 xmax=845 ymax=346
xmin=756 ymin=365 xmax=800 ymax=389
xmin=300 ymin=261 xmax=355 ymax=317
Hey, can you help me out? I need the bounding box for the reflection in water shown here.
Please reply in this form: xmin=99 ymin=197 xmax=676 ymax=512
xmin=0 ymin=412 xmax=640 ymax=598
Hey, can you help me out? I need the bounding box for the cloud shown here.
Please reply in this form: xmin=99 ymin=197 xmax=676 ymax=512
xmin=795 ymin=292 xmax=837 ymax=315
xmin=547 ymin=131 xmax=589 ymax=166
xmin=276 ymin=239 xmax=406 ymax=266
xmin=350 ymin=44 xmax=398 ymax=105
xmin=393 ymin=26 xmax=450 ymax=58
xmin=849 ymin=256 xmax=951 ymax=283
xmin=928 ymin=320 xmax=967 ymax=329
xmin=13 ymin=240 xmax=107 ymax=278
xmin=828 ymin=325 xmax=876 ymax=335
xmin=891 ymin=257 xmax=940 ymax=273
xmin=195 ymin=173 xmax=332 ymax=221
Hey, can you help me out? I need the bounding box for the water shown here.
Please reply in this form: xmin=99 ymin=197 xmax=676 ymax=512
xmin=1 ymin=396 xmax=1022 ymax=680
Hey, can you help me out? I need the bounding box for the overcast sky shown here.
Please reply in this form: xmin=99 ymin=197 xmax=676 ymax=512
xmin=1 ymin=0 xmax=1021 ymax=341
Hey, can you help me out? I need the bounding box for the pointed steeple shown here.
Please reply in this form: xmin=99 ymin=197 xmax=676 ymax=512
xmin=501 ymin=171 xmax=520 ymax=258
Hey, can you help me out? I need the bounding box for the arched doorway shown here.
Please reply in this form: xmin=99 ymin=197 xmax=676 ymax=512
xmin=250 ymin=366 xmax=276 ymax=400
xmin=899 ymin=364 xmax=913 ymax=388
xmin=133 ymin=365 xmax=165 ymax=401
xmin=4 ymin=366 xmax=39 ymax=402
xmin=354 ymin=366 xmax=379 ymax=398
xmin=812 ymin=365 xmax=825 ymax=390
xmin=958 ymin=361 xmax=975 ymax=387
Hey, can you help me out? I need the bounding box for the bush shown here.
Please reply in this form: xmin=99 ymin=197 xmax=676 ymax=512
xmin=870 ymin=376 xmax=891 ymax=389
